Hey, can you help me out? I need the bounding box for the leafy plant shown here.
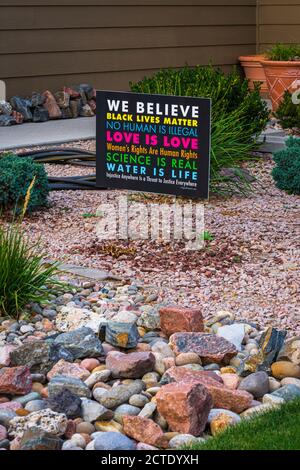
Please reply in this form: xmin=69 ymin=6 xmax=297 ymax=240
xmin=272 ymin=136 xmax=300 ymax=194
xmin=275 ymin=91 xmax=300 ymax=129
xmin=266 ymin=43 xmax=300 ymax=61
xmin=200 ymin=230 xmax=214 ymax=241
xmin=130 ymin=66 xmax=269 ymax=193
xmin=0 ymin=154 xmax=49 ymax=213
xmin=0 ymin=223 xmax=61 ymax=319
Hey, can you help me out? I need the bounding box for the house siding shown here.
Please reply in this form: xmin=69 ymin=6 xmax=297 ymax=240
xmin=0 ymin=0 xmax=256 ymax=97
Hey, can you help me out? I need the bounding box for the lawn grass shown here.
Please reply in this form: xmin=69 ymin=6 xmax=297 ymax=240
xmin=185 ymin=398 xmax=300 ymax=451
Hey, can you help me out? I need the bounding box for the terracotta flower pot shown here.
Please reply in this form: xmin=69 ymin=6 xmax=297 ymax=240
xmin=261 ymin=59 xmax=300 ymax=111
xmin=239 ymin=55 xmax=268 ymax=95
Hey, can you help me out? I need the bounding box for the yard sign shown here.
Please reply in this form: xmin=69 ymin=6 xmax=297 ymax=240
xmin=96 ymin=91 xmax=211 ymax=198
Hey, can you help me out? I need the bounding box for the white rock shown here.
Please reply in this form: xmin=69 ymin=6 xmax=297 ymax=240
xmin=55 ymin=305 xmax=105 ymax=333
xmin=217 ymin=324 xmax=246 ymax=351
xmin=169 ymin=434 xmax=201 ymax=449
xmin=8 ymin=409 xmax=68 ymax=438
xmin=84 ymin=370 xmax=111 ymax=388
xmin=262 ymin=394 xmax=285 ymax=405
xmin=70 ymin=433 xmax=86 ymax=449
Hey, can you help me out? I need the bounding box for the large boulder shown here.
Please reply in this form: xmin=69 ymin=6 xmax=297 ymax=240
xmin=53 ymin=327 xmax=103 ymax=359
xmin=156 ymin=381 xmax=212 ymax=436
xmin=106 ymin=351 xmax=155 ymax=378
xmin=169 ymin=332 xmax=237 ymax=364
xmin=123 ymin=415 xmax=168 ymax=448
xmin=0 ymin=366 xmax=32 ymax=395
xmin=159 ymin=306 xmax=204 ymax=337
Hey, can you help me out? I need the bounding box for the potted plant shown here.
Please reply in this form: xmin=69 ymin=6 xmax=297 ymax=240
xmin=261 ymin=44 xmax=300 ymax=111
xmin=239 ymin=54 xmax=268 ymax=96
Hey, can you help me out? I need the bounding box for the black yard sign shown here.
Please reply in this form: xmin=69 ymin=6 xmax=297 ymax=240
xmin=96 ymin=91 xmax=211 ymax=198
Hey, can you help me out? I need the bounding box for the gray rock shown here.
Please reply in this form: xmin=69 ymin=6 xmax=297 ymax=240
xmin=169 ymin=434 xmax=201 ymax=449
xmin=238 ymin=371 xmax=269 ymax=398
xmin=48 ymin=375 xmax=91 ymax=398
xmin=94 ymin=431 xmax=136 ymax=451
xmin=271 ymin=384 xmax=300 ymax=402
xmin=80 ymin=398 xmax=113 ymax=422
xmin=10 ymin=341 xmax=54 ymax=374
xmin=46 ymin=389 xmax=82 ymax=419
xmin=138 ymin=402 xmax=157 ymax=418
xmin=114 ymin=404 xmax=140 ymax=424
xmin=25 ymin=400 xmax=47 ymax=413
xmin=103 ymin=321 xmax=139 ymax=349
xmin=19 ymin=427 xmax=63 ymax=450
xmin=137 ymin=306 xmax=160 ymax=330
xmin=14 ymin=392 xmax=41 ymax=405
xmin=98 ymin=380 xmax=145 ymax=409
xmin=129 ymin=394 xmax=149 ymax=407
xmin=42 ymin=309 xmax=57 ymax=320
xmin=0 ymin=410 xmax=16 ymax=427
xmin=54 ymin=327 xmax=103 ymax=359
xmin=208 ymin=409 xmax=241 ymax=424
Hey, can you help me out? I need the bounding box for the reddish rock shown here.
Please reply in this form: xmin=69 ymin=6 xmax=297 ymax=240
xmin=63 ymin=86 xmax=80 ymax=99
xmin=81 ymin=359 xmax=100 ymax=372
xmin=163 ymin=366 xmax=223 ymax=384
xmin=163 ymin=366 xmax=252 ymax=414
xmin=106 ymin=351 xmax=155 ymax=378
xmin=64 ymin=420 xmax=77 ymax=439
xmin=156 ymin=382 xmax=212 ymax=436
xmin=0 ymin=345 xmax=17 ymax=366
xmin=169 ymin=332 xmax=237 ymax=364
xmin=0 ymin=366 xmax=32 ymax=395
xmin=159 ymin=306 xmax=204 ymax=337
xmin=47 ymin=359 xmax=90 ymax=381
xmin=0 ymin=401 xmax=23 ymax=412
xmin=123 ymin=415 xmax=168 ymax=448
xmin=0 ymin=424 xmax=7 ymax=441
xmin=42 ymin=90 xmax=62 ymax=119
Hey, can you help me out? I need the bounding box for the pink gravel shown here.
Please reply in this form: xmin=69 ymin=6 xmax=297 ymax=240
xmin=1 ymin=140 xmax=299 ymax=334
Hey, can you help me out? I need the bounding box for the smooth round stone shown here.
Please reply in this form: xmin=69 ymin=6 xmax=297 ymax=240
xmin=114 ymin=404 xmax=140 ymax=424
xmin=204 ymin=363 xmax=220 ymax=371
xmin=146 ymin=387 xmax=161 ymax=395
xmin=180 ymin=364 xmax=203 ymax=371
xmin=13 ymin=392 xmax=40 ymax=405
xmin=25 ymin=400 xmax=47 ymax=412
xmin=62 ymin=440 xmax=77 ymax=450
xmin=154 ymin=356 xmax=165 ymax=376
xmin=70 ymin=433 xmax=86 ymax=449
xmin=151 ymin=341 xmax=175 ymax=359
xmin=142 ymin=372 xmax=160 ymax=386
xmin=81 ymin=359 xmax=100 ymax=372
xmin=0 ymin=410 xmax=16 ymax=427
xmin=138 ymin=402 xmax=156 ymax=419
xmin=271 ymin=361 xmax=300 ymax=380
xmin=262 ymin=394 xmax=285 ymax=405
xmin=268 ymin=377 xmax=281 ymax=392
xmin=20 ymin=325 xmax=35 ymax=334
xmin=208 ymin=408 xmax=241 ymax=424
xmin=271 ymin=384 xmax=300 ymax=402
xmin=31 ymin=383 xmax=44 ymax=394
xmin=154 ymin=412 xmax=168 ymax=430
xmin=94 ymin=432 xmax=136 ymax=451
xmin=76 ymin=422 xmax=95 ymax=435
xmin=86 ymin=441 xmax=95 ymax=450
xmin=169 ymin=434 xmax=200 ymax=449
xmin=281 ymin=377 xmax=300 ymax=387
xmin=93 ymin=388 xmax=108 ymax=402
xmin=175 ymin=353 xmax=201 ymax=366
xmin=238 ymin=371 xmax=269 ymax=398
xmin=136 ymin=442 xmax=158 ymax=450
xmin=129 ymin=394 xmax=149 ymax=408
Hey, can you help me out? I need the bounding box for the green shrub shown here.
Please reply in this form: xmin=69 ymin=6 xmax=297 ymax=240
xmin=272 ymin=136 xmax=300 ymax=194
xmin=275 ymin=91 xmax=300 ymax=129
xmin=0 ymin=154 xmax=49 ymax=212
xmin=0 ymin=223 xmax=60 ymax=319
xmin=266 ymin=43 xmax=300 ymax=61
xmin=130 ymin=66 xmax=269 ymax=193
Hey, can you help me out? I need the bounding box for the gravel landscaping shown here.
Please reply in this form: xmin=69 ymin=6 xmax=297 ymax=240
xmin=5 ymin=139 xmax=300 ymax=334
